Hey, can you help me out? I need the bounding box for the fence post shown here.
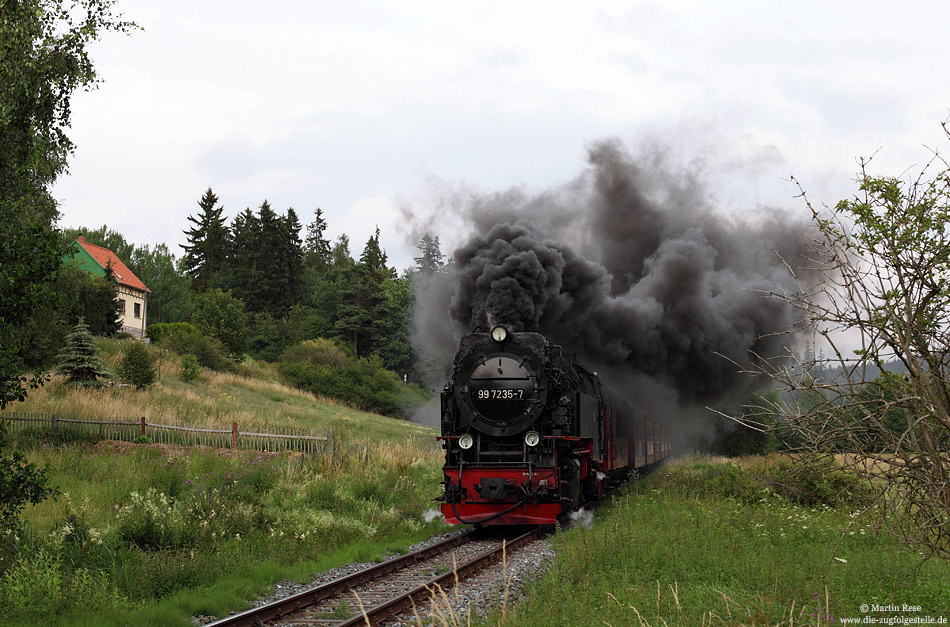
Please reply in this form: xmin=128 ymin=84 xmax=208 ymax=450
xmin=52 ymin=413 xmax=58 ymax=433
xmin=232 ymin=422 xmax=238 ymax=449
xmin=328 ymin=429 xmax=333 ymax=458
xmin=140 ymin=417 xmax=146 ymax=437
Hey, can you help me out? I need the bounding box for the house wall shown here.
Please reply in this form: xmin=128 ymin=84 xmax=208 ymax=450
xmin=116 ymin=285 xmax=148 ymax=338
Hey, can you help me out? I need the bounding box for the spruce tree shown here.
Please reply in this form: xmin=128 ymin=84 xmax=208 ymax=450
xmin=333 ymin=264 xmax=381 ymax=357
xmin=304 ymin=207 xmax=332 ymax=271
xmin=414 ymin=233 xmax=445 ymax=274
xmin=331 ymin=234 xmax=352 ymax=268
xmin=229 ymin=206 xmax=261 ymax=308
xmin=56 ymin=318 xmax=110 ymax=386
xmin=251 ymin=200 xmax=284 ymax=314
xmin=360 ymin=226 xmax=392 ymax=279
xmin=182 ymin=188 xmax=231 ymax=291
xmin=277 ymin=207 xmax=304 ymax=314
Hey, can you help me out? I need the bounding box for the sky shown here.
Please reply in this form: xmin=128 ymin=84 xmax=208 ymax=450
xmin=53 ymin=0 xmax=950 ymax=272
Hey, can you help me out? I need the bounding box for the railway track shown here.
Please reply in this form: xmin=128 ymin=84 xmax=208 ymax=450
xmin=207 ymin=526 xmax=549 ymax=627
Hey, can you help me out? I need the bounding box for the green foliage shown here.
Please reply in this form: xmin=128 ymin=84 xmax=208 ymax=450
xmin=145 ymin=321 xmax=196 ymax=345
xmin=659 ymin=456 xmax=872 ymax=509
xmin=0 ymin=547 xmax=134 ymax=622
xmin=129 ymin=242 xmax=193 ymax=324
xmin=1 ymin=0 xmax=134 ymax=409
xmin=281 ymin=339 xmax=348 ymax=369
xmin=779 ymin=151 xmax=950 ymax=559
xmin=149 ymin=322 xmax=229 ymax=371
xmin=179 ymin=354 xmax=201 ymax=382
xmin=413 ymin=232 xmax=445 ymax=274
xmin=190 ymin=289 xmax=248 ymax=358
xmin=226 ymin=201 xmax=303 ymax=316
xmin=304 ymin=207 xmax=331 ymax=270
xmin=712 ymin=394 xmax=781 ymax=457
xmin=117 ymin=342 xmax=156 ymax=389
xmin=499 ymin=457 xmax=950 ymax=627
xmin=0 ymin=424 xmax=59 ymax=565
xmin=279 ymin=353 xmax=426 ymax=417
xmin=55 ymin=318 xmax=110 ymax=386
xmin=285 ymin=303 xmax=332 ymax=344
xmin=248 ymin=312 xmax=286 ymax=362
xmin=771 ymin=458 xmax=872 ymax=508
xmin=181 ymin=188 xmax=232 ymax=293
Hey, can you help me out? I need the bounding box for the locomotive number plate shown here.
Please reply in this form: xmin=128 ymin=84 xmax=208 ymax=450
xmin=474 ymin=389 xmax=525 ymax=400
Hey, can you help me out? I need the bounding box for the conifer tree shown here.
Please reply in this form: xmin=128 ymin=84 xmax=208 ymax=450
xmin=278 ymin=207 xmax=304 ymax=313
xmin=229 ymin=206 xmax=261 ymax=306
xmin=333 ymin=263 xmax=383 ymax=357
xmin=304 ymin=207 xmax=332 ymax=270
xmin=360 ymin=226 xmax=391 ymax=279
xmin=414 ymin=233 xmax=445 ymax=274
xmin=55 ymin=318 xmax=110 ymax=386
xmin=331 ymin=234 xmax=352 ymax=268
xmin=182 ymin=188 xmax=231 ymax=291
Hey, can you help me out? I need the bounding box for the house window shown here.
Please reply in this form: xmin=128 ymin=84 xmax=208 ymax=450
xmin=134 ymin=302 xmax=141 ymax=318
xmin=118 ymin=299 xmax=126 ymax=314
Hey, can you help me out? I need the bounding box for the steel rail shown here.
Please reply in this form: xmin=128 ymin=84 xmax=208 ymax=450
xmin=206 ymin=530 xmax=475 ymax=627
xmin=339 ymin=526 xmax=546 ymax=626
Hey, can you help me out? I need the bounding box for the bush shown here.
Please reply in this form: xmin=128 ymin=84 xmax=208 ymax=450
xmin=147 ymin=322 xmax=230 ymax=371
xmin=278 ymin=354 xmax=425 ymax=417
xmin=179 ymin=354 xmax=201 ymax=382
xmin=281 ymin=338 xmax=348 ymax=368
xmin=0 ymin=425 xmax=59 ymax=565
xmin=117 ymin=342 xmax=156 ymax=389
xmin=771 ymin=458 xmax=872 ymax=508
xmin=659 ymin=456 xmax=873 ymax=509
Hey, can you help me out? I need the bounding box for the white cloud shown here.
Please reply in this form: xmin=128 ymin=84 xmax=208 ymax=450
xmin=52 ymin=0 xmax=950 ymax=270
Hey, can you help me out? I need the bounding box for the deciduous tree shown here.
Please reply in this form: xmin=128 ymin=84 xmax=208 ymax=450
xmin=745 ymin=126 xmax=950 ymax=559
xmin=0 ymin=0 xmax=134 ymax=408
xmin=190 ymin=288 xmax=248 ymax=358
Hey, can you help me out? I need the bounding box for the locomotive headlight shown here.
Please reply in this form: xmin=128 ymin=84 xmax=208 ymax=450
xmin=490 ymin=325 xmax=508 ymax=343
xmin=458 ymin=433 xmax=474 ymax=450
xmin=524 ymin=431 xmax=541 ymax=447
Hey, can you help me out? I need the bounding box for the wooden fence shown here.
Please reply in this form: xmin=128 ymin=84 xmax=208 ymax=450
xmin=0 ymin=411 xmax=332 ymax=455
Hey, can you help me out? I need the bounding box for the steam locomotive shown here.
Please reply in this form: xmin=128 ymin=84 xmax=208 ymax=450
xmin=438 ymin=326 xmax=670 ymax=525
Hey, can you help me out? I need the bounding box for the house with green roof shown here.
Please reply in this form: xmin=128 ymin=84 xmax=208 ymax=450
xmin=64 ymin=237 xmax=151 ymax=338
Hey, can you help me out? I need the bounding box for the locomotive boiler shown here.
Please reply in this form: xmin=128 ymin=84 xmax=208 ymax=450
xmin=438 ymin=325 xmax=669 ymax=526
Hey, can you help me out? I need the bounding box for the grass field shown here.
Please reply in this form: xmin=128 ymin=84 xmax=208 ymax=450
xmin=0 ymin=347 xmax=447 ymax=626
xmin=492 ymin=456 xmax=950 ymax=626
xmin=6 ymin=342 xmax=950 ymax=626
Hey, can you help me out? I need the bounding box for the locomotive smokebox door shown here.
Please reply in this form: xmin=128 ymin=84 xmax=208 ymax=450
xmin=478 ymin=478 xmax=508 ymax=500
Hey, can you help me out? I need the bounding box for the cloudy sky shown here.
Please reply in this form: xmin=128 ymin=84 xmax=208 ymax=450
xmin=53 ymin=0 xmax=950 ymax=271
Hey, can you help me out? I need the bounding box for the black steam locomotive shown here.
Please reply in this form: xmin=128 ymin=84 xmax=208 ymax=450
xmin=438 ymin=325 xmax=669 ymax=525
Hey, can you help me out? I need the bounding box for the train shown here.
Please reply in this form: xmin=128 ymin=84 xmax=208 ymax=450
xmin=437 ymin=325 xmax=670 ymax=526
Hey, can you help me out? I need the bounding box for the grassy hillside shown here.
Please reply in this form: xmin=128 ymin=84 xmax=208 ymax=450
xmin=0 ymin=345 xmax=447 ymax=626
xmin=11 ymin=339 xmax=432 ymax=442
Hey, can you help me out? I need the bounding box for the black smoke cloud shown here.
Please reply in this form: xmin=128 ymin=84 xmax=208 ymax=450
xmin=409 ymin=139 xmax=813 ymax=432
